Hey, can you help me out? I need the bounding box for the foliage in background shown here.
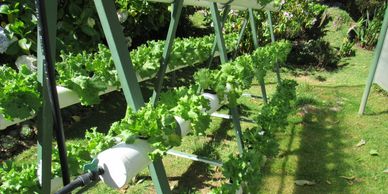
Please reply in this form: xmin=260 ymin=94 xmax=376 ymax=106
xmin=0 ymin=0 xmax=169 ymax=65
xmin=338 ymin=38 xmax=355 ymax=57
xmin=351 ymin=2 xmax=387 ymax=49
xmin=287 ymin=39 xmax=340 ymax=69
xmin=223 ymin=0 xmax=327 ymax=52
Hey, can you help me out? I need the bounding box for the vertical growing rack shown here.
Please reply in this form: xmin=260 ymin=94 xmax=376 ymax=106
xmin=35 ymin=0 xmax=282 ymax=193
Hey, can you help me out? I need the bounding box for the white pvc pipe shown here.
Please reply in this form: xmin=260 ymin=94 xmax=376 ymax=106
xmin=97 ymin=93 xmax=221 ymax=188
xmin=0 ymin=64 xmax=192 ymax=130
xmin=174 ymin=116 xmax=191 ymax=136
xmin=0 ymin=86 xmax=118 ymax=130
xmin=97 ymin=141 xmax=153 ymax=188
xmin=202 ymin=93 xmax=222 ymax=113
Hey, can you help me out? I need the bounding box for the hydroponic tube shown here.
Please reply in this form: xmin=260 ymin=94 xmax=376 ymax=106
xmin=0 ymin=62 xmax=196 ymax=130
xmin=149 ymin=0 xmax=280 ymax=11
xmin=96 ymin=93 xmax=221 ymax=188
xmin=0 ymin=49 xmax=228 ymax=130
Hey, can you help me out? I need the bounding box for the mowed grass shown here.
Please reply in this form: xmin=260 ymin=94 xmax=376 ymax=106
xmin=258 ymin=7 xmax=388 ymax=194
xmin=11 ymin=6 xmax=387 ymax=194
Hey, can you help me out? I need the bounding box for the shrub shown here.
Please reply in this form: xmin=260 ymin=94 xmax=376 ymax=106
xmin=0 ymin=0 xmax=170 ymax=61
xmin=287 ymin=39 xmax=340 ymax=69
xmin=350 ymin=3 xmax=386 ymax=49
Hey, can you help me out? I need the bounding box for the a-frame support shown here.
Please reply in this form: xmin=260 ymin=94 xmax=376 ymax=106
xmin=36 ymin=0 xmax=57 ymax=192
xmin=249 ymin=8 xmax=268 ymax=104
xmin=210 ymin=2 xmax=245 ymax=154
xmin=152 ymin=0 xmax=184 ymax=105
xmin=93 ymin=0 xmax=172 ymax=193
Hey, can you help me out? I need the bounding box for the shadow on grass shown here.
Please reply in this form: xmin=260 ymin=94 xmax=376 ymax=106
xmin=291 ymin=99 xmax=351 ymax=194
xmin=171 ymin=116 xmax=232 ymax=193
xmin=62 ymin=91 xmax=127 ymax=139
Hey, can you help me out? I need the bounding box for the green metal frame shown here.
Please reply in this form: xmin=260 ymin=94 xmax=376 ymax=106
xmin=267 ymin=11 xmax=282 ymax=84
xmin=36 ymin=0 xmax=57 ymax=193
xmin=249 ymin=8 xmax=268 ymax=104
xmin=93 ymin=0 xmax=171 ymax=193
xmin=359 ymin=6 xmax=388 ymax=115
xmin=151 ymin=0 xmax=184 ymax=106
xmin=35 ymin=1 xmax=279 ymax=193
xmin=207 ymin=5 xmax=231 ymax=67
xmin=210 ymin=2 xmax=245 ymax=154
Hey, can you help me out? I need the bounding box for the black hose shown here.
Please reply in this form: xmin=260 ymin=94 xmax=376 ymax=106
xmin=55 ymin=168 xmax=104 ymax=194
xmin=35 ymin=0 xmax=71 ymax=186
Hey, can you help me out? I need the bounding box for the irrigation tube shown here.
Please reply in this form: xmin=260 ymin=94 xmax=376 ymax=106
xmin=95 ymin=93 xmax=221 ymax=189
xmin=36 ymin=0 xmax=70 ymax=186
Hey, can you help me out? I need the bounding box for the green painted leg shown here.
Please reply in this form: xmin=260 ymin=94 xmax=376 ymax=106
xmin=36 ymin=0 xmax=57 ymax=192
xmin=94 ymin=0 xmax=145 ymax=110
xmin=266 ymin=11 xmax=281 ymax=84
xmin=210 ymin=2 xmax=244 ymax=155
xmin=359 ymin=6 xmax=388 ymax=115
xmin=232 ymin=15 xmax=249 ymax=59
xmin=249 ymin=8 xmax=268 ymax=104
xmin=148 ymin=157 xmax=171 ymax=194
xmin=94 ymin=0 xmax=171 ymax=193
xmin=152 ymin=0 xmax=183 ymax=106
xmin=207 ymin=5 xmax=230 ymax=67
xmin=210 ymin=2 xmax=228 ymax=64
xmin=230 ymin=107 xmax=245 ymax=154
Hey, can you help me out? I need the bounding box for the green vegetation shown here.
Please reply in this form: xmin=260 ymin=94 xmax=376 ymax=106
xmin=1 ymin=1 xmax=387 ymax=194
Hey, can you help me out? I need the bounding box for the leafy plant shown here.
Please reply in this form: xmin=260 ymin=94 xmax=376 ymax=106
xmin=56 ymin=45 xmax=120 ymax=105
xmin=0 ymin=65 xmax=40 ymax=120
xmin=256 ymin=79 xmax=298 ymax=132
xmin=251 ymin=40 xmax=291 ymax=81
xmin=212 ymin=149 xmax=266 ymax=194
xmin=352 ymin=3 xmax=386 ymax=50
xmin=0 ymin=0 xmax=37 ymax=56
xmin=195 ymin=40 xmax=292 ymax=107
xmin=109 ymin=104 xmax=179 ymax=159
xmin=338 ymin=38 xmax=355 ymax=57
xmin=0 ymin=161 xmax=39 ymax=193
xmin=0 ymin=0 xmax=170 ymax=59
xmin=85 ymin=127 xmax=116 ymax=157
xmin=159 ymin=86 xmax=211 ymax=135
xmin=213 ymin=79 xmax=298 ymax=193
xmin=223 ymin=0 xmax=327 ymax=52
xmin=194 ymin=54 xmax=254 ymax=108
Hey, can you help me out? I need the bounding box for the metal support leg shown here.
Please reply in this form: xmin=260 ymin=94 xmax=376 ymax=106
xmin=230 ymin=107 xmax=245 ymax=154
xmin=94 ymin=0 xmax=145 ymax=110
xmin=151 ymin=0 xmax=184 ymax=105
xmin=94 ymin=0 xmax=171 ymax=193
xmin=210 ymin=3 xmax=228 ymax=64
xmin=249 ymin=9 xmax=268 ymax=104
xmin=210 ymin=3 xmax=244 ymax=155
xmin=267 ymin=11 xmax=282 ymax=84
xmin=232 ymin=15 xmax=249 ymax=58
xmin=36 ymin=0 xmax=57 ymax=192
xmin=207 ymin=5 xmax=230 ymax=67
xmin=359 ymin=6 xmax=388 ymax=115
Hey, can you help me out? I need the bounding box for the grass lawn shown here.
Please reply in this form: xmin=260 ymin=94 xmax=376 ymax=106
xmin=11 ymin=6 xmax=387 ymax=194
